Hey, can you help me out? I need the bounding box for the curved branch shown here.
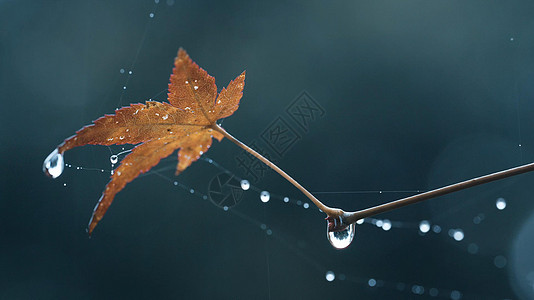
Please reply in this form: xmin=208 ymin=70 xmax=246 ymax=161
xmin=212 ymin=124 xmax=341 ymax=217
xmin=214 ymin=124 xmax=534 ymax=232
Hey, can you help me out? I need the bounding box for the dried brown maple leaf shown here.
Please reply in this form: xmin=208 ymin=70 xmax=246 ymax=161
xmin=49 ymin=49 xmax=245 ymax=234
xmin=44 ymin=48 xmax=534 ymax=249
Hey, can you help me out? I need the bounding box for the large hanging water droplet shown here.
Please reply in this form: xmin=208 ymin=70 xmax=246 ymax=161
xmin=327 ymin=222 xmax=355 ymax=249
xmin=110 ymin=154 xmax=118 ymax=164
xmin=43 ymin=148 xmax=64 ymax=178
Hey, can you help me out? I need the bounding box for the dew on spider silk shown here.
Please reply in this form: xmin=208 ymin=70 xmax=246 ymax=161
xmin=266 ymin=229 xmax=272 ymax=235
xmin=260 ymin=191 xmax=270 ymax=203
xmin=453 ymin=229 xmax=464 ymax=241
xmin=240 ymin=179 xmax=250 ymax=191
xmin=432 ymin=225 xmax=442 ymax=233
xmin=260 ymin=224 xmax=267 ymax=230
xmin=110 ymin=155 xmax=118 ymax=164
xmin=327 ymin=223 xmax=355 ymax=249
xmin=468 ymin=243 xmax=479 ymax=254
xmin=496 ymin=197 xmax=507 ymax=210
xmin=303 ymin=203 xmax=309 ymax=209
xmin=325 ymin=271 xmax=335 ymax=282
xmin=283 ymin=197 xmax=289 ymax=203
xmin=43 ymin=148 xmax=64 ymax=178
xmin=356 ymin=219 xmax=364 ymax=225
xmin=119 ymin=68 xmax=125 ymax=74
xmin=128 ymin=70 xmax=132 ymax=75
xmin=494 ymin=255 xmax=507 ymax=268
xmin=368 ymin=278 xmax=377 ymax=287
xmin=450 ymin=290 xmax=462 ymax=300
xmin=419 ymin=220 xmax=431 ymax=233
xmin=429 ymin=288 xmax=439 ymax=297
xmin=189 ymin=189 xmax=194 ymax=194
xmin=149 ymin=13 xmax=154 ymax=18
xmin=375 ymin=219 xmax=383 ymax=227
xmin=382 ymin=219 xmax=392 ymax=231
xmin=412 ymin=285 xmax=424 ymax=295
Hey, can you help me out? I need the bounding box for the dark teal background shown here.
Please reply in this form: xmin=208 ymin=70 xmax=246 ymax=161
xmin=2 ymin=1 xmax=534 ymax=299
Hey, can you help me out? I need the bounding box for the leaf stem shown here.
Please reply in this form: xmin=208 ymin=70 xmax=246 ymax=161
xmin=212 ymin=124 xmax=340 ymax=216
xmin=213 ymin=124 xmax=534 ymax=231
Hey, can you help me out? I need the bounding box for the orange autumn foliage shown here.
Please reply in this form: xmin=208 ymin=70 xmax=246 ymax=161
xmin=57 ymin=49 xmax=245 ymax=234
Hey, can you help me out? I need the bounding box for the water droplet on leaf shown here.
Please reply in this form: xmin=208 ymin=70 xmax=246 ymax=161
xmin=43 ymin=148 xmax=64 ymax=178
xmin=327 ymin=222 xmax=355 ymax=249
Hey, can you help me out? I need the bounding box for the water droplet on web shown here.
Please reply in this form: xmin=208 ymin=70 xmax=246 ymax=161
xmin=260 ymin=191 xmax=270 ymax=202
xmin=149 ymin=13 xmax=155 ymax=18
xmin=283 ymin=197 xmax=289 ymax=203
xmin=327 ymin=223 xmax=355 ymax=249
xmin=325 ymin=271 xmax=335 ymax=282
xmin=110 ymin=155 xmax=118 ymax=164
xmin=381 ymin=219 xmax=392 ymax=231
xmin=43 ymin=148 xmax=64 ymax=178
xmin=496 ymin=197 xmax=506 ymax=210
xmin=419 ymin=220 xmax=430 ymax=233
xmin=240 ymin=179 xmax=250 ymax=190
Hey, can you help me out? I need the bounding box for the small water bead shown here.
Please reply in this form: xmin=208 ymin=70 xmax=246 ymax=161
xmin=43 ymin=148 xmax=64 ymax=178
xmin=296 ymin=200 xmax=302 ymax=206
xmin=123 ymin=86 xmax=127 ymax=90
xmin=368 ymin=278 xmax=377 ymax=287
xmin=303 ymin=203 xmax=309 ymax=209
xmin=419 ymin=220 xmax=430 ymax=233
xmin=450 ymin=290 xmax=462 ymax=300
xmin=467 ymin=243 xmax=479 ymax=254
xmin=149 ymin=13 xmax=154 ymax=18
xmin=325 ymin=271 xmax=335 ymax=282
xmin=375 ymin=219 xmax=383 ymax=227
xmin=429 ymin=288 xmax=439 ymax=297
xmin=453 ymin=229 xmax=464 ymax=241
xmin=283 ymin=197 xmax=289 ymax=203
xmin=110 ymin=155 xmax=118 ymax=164
xmin=327 ymin=223 xmax=355 ymax=249
xmin=120 ymin=68 xmax=125 ymax=74
xmin=412 ymin=285 xmax=424 ymax=295
xmin=496 ymin=197 xmax=506 ymax=210
xmin=128 ymin=70 xmax=132 ymax=75
xmin=260 ymin=191 xmax=270 ymax=203
xmin=240 ymin=179 xmax=250 ymax=190
xmin=381 ymin=219 xmax=392 ymax=231
xmin=494 ymin=255 xmax=507 ymax=268
xmin=190 ymin=188 xmax=194 ymax=194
